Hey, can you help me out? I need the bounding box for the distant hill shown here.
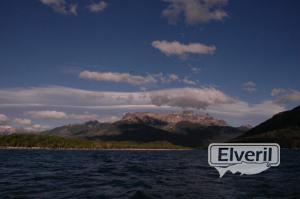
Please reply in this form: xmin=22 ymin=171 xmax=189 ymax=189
xmin=232 ymin=106 xmax=300 ymax=148
xmin=0 ymin=134 xmax=188 ymax=149
xmin=46 ymin=112 xmax=244 ymax=148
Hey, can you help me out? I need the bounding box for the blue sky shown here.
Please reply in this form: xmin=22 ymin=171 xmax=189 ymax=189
xmin=0 ymin=0 xmax=300 ymax=131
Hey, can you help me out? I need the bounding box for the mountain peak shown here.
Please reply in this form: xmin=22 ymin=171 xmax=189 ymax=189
xmin=121 ymin=111 xmax=227 ymax=126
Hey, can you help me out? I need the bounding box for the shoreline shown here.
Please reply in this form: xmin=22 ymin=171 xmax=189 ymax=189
xmin=0 ymin=146 xmax=193 ymax=151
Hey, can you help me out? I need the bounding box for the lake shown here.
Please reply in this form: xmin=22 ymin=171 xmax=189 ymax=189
xmin=0 ymin=149 xmax=299 ymax=198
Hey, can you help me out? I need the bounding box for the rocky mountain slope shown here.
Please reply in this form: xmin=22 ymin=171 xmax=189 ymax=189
xmin=232 ymin=106 xmax=300 ymax=148
xmin=122 ymin=111 xmax=227 ymax=126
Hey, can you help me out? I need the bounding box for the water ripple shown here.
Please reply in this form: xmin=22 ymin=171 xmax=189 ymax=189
xmin=0 ymin=149 xmax=299 ymax=198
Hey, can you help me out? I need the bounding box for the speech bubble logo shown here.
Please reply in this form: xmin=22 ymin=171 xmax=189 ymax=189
xmin=208 ymin=143 xmax=280 ymax=178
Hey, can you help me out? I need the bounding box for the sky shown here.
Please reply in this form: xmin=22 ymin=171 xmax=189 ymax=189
xmin=0 ymin=0 xmax=300 ymax=132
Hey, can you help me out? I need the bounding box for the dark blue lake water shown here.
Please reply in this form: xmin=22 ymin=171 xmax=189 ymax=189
xmin=0 ymin=149 xmax=299 ymax=198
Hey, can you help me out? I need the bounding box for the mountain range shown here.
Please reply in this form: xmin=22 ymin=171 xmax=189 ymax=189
xmin=47 ymin=106 xmax=300 ymax=148
xmin=1 ymin=106 xmax=299 ymax=149
xmin=46 ymin=111 xmax=245 ymax=148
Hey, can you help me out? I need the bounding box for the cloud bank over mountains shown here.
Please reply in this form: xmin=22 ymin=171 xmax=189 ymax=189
xmin=0 ymin=85 xmax=290 ymax=126
xmin=0 ymin=86 xmax=234 ymax=109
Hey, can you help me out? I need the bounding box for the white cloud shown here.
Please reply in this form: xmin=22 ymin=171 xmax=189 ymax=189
xmin=0 ymin=124 xmax=49 ymax=133
xmin=149 ymin=87 xmax=235 ymax=109
xmin=79 ymin=71 xmax=196 ymax=86
xmin=169 ymin=74 xmax=180 ymax=82
xmin=271 ymin=88 xmax=287 ymax=96
xmin=207 ymin=100 xmax=285 ymax=125
xmin=68 ymin=113 xmax=98 ymax=121
xmin=26 ymin=111 xmax=68 ymax=120
xmin=97 ymin=115 xmax=121 ymax=123
xmin=0 ymin=114 xmax=9 ymax=124
xmin=191 ymin=67 xmax=201 ymax=74
xmin=87 ymin=1 xmax=107 ymax=13
xmin=162 ymin=0 xmax=229 ymax=25
xmin=152 ymin=73 xmax=180 ymax=83
xmin=39 ymin=0 xmax=77 ymax=15
xmin=243 ymin=81 xmax=256 ymax=93
xmin=152 ymin=40 xmax=216 ymax=57
xmin=69 ymin=4 xmax=78 ymax=15
xmin=273 ymin=89 xmax=300 ymax=104
xmin=269 ymin=88 xmax=300 ymax=105
xmin=0 ymin=125 xmax=16 ymax=134
xmin=0 ymin=114 xmax=50 ymax=133
xmin=208 ymin=101 xmax=284 ymax=118
xmin=182 ymin=77 xmax=197 ymax=85
xmin=14 ymin=118 xmax=32 ymax=126
xmin=13 ymin=118 xmax=49 ymax=132
xmin=25 ymin=110 xmax=101 ymax=121
xmin=79 ymin=71 xmax=157 ymax=86
xmin=24 ymin=124 xmax=50 ymax=132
